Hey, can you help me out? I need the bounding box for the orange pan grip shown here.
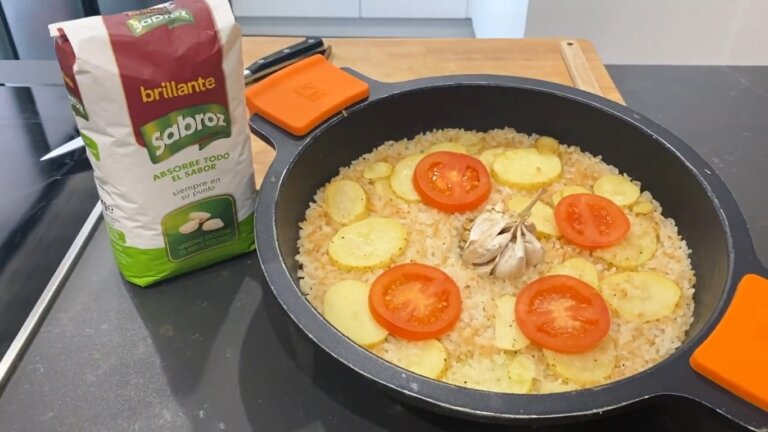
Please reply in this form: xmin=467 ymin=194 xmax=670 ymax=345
xmin=690 ymin=273 xmax=768 ymax=412
xmin=245 ymin=54 xmax=369 ymax=136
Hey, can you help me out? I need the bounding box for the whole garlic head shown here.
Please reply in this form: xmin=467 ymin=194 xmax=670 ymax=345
xmin=462 ymin=210 xmax=512 ymax=271
xmin=461 ymin=191 xmax=546 ymax=279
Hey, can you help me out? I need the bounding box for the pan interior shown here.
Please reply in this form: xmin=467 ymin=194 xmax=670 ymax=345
xmin=274 ymin=84 xmax=729 ymax=347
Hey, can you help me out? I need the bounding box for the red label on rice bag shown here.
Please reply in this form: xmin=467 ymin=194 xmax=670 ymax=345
xmin=54 ymin=31 xmax=89 ymax=121
xmin=103 ymin=0 xmax=231 ymax=164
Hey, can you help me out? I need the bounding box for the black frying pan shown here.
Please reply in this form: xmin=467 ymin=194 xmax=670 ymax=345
xmin=250 ymin=71 xmax=768 ymax=429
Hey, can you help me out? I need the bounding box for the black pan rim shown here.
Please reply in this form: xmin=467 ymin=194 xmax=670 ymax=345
xmin=253 ymin=74 xmax=761 ymax=424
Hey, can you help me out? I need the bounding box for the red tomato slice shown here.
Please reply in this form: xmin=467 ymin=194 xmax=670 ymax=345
xmin=554 ymin=193 xmax=630 ymax=249
xmin=413 ymin=151 xmax=491 ymax=213
xmin=515 ymin=275 xmax=611 ymax=353
xmin=369 ymin=263 xmax=462 ymax=340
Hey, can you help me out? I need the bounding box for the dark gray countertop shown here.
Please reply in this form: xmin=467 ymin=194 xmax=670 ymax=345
xmin=0 ymin=84 xmax=98 ymax=357
xmin=0 ymin=65 xmax=765 ymax=432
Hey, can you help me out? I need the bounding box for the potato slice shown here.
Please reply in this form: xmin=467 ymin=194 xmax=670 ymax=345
xmin=427 ymin=142 xmax=468 ymax=154
xmin=507 ymin=354 xmax=537 ymax=393
xmin=544 ymin=337 xmax=616 ymax=385
xmin=323 ymin=280 xmax=388 ymax=347
xmin=445 ymin=354 xmax=520 ymax=392
xmin=600 ymin=272 xmax=681 ymax=322
xmin=535 ymin=136 xmax=560 ymax=154
xmin=631 ymin=200 xmax=654 ymax=215
xmin=538 ymin=380 xmax=579 ymax=393
xmin=324 ymin=179 xmax=368 ymax=225
xmin=494 ymin=295 xmax=531 ymax=351
xmin=479 ymin=148 xmax=506 ymax=171
xmin=594 ymin=174 xmax=640 ymax=206
xmin=551 ymin=185 xmax=591 ymax=206
xmin=363 ymin=161 xmax=394 ymax=179
xmin=507 ymin=195 xmax=559 ymax=237
xmin=456 ymin=134 xmax=482 ymax=154
xmin=493 ymin=148 xmax=562 ymax=189
xmin=548 ymin=257 xmax=599 ymax=287
xmin=593 ymin=216 xmax=657 ymax=268
xmin=381 ymin=339 xmax=447 ymax=379
xmin=390 ymin=154 xmax=424 ymax=202
xmin=328 ymin=218 xmax=407 ymax=269
xmin=373 ymin=178 xmax=393 ymax=198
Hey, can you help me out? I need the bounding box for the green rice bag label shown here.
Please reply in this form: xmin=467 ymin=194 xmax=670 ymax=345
xmin=161 ymin=195 xmax=239 ymax=262
xmin=106 ymin=222 xmax=126 ymax=244
xmin=140 ymin=104 xmax=231 ymax=164
xmin=81 ymin=132 xmax=100 ymax=161
xmin=68 ymin=89 xmax=89 ymax=120
xmin=126 ymin=8 xmax=194 ymax=36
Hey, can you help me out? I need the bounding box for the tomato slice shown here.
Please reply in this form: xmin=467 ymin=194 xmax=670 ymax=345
xmin=413 ymin=151 xmax=491 ymax=213
xmin=369 ymin=263 xmax=462 ymax=340
xmin=554 ymin=193 xmax=630 ymax=249
xmin=515 ymin=275 xmax=611 ymax=353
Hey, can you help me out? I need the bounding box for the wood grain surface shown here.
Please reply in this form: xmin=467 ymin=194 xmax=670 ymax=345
xmin=242 ymin=37 xmax=624 ymax=186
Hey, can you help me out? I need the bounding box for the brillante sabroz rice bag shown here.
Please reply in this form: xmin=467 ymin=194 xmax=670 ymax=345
xmin=49 ymin=0 xmax=257 ymax=286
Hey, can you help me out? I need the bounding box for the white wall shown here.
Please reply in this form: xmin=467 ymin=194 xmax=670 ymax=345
xmin=232 ymin=0 xmax=474 ymax=38
xmin=525 ymin=0 xmax=768 ymax=65
xmin=231 ymin=0 xmax=359 ymax=18
xmin=232 ymin=0 xmax=469 ymax=18
xmin=469 ymin=0 xmax=528 ymax=38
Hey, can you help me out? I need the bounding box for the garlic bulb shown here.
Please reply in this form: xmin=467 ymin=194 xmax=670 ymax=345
xmin=462 ymin=209 xmax=512 ymax=271
xmin=461 ymin=190 xmax=546 ymax=279
xmin=493 ymin=227 xmax=527 ymax=278
xmin=494 ymin=224 xmax=544 ymax=279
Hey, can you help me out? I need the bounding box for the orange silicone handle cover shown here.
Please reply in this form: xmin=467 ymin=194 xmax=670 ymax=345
xmin=690 ymin=273 xmax=768 ymax=412
xmin=245 ymin=54 xmax=370 ymax=136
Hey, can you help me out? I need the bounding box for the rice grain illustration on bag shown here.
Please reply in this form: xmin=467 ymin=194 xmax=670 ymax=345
xmin=49 ymin=0 xmax=257 ymax=286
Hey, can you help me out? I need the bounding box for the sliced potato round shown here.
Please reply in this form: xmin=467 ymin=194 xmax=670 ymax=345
xmin=363 ymin=161 xmax=394 ymax=179
xmin=600 ymin=272 xmax=682 ymax=322
xmin=445 ymin=355 xmax=518 ymax=392
xmin=544 ymin=337 xmax=616 ymax=385
xmin=479 ymin=148 xmax=506 ymax=171
xmin=493 ymin=148 xmax=562 ymax=189
xmin=538 ymin=380 xmax=579 ymax=393
xmin=373 ymin=178 xmax=393 ymax=198
xmin=381 ymin=339 xmax=447 ymax=379
xmin=456 ymin=134 xmax=482 ymax=154
xmin=594 ymin=174 xmax=640 ymax=206
xmin=548 ymin=257 xmax=599 ymax=287
xmin=507 ymin=354 xmax=536 ymax=393
xmin=631 ymin=200 xmax=654 ymax=215
xmin=427 ymin=142 xmax=468 ymax=154
xmin=390 ymin=154 xmax=424 ymax=202
xmin=324 ymin=179 xmax=368 ymax=225
xmin=494 ymin=295 xmax=531 ymax=351
xmin=323 ymin=280 xmax=388 ymax=347
xmin=328 ymin=218 xmax=407 ymax=269
xmin=535 ymin=136 xmax=560 ymax=154
xmin=552 ymin=185 xmax=592 ymax=205
xmin=593 ymin=216 xmax=657 ymax=268
xmin=507 ymin=195 xmax=559 ymax=237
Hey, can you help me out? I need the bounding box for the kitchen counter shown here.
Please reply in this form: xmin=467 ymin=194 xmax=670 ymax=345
xmin=0 ymin=85 xmax=98 ymax=357
xmin=0 ymin=43 xmax=766 ymax=431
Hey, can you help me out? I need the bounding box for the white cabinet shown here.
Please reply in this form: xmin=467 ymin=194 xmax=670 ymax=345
xmin=233 ymin=0 xmax=470 ymax=19
xmin=361 ymin=0 xmax=469 ymax=18
xmin=231 ymin=0 xmax=360 ymax=18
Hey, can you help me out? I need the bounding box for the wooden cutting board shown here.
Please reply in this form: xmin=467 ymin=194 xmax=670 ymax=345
xmin=241 ymin=37 xmax=623 ymax=186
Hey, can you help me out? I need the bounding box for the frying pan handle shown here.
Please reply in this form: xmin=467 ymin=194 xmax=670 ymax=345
xmin=248 ymin=67 xmax=388 ymax=155
xmin=247 ymin=55 xmax=389 ymax=156
xmin=248 ymin=113 xmax=305 ymax=154
xmin=677 ymin=271 xmax=768 ymax=429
